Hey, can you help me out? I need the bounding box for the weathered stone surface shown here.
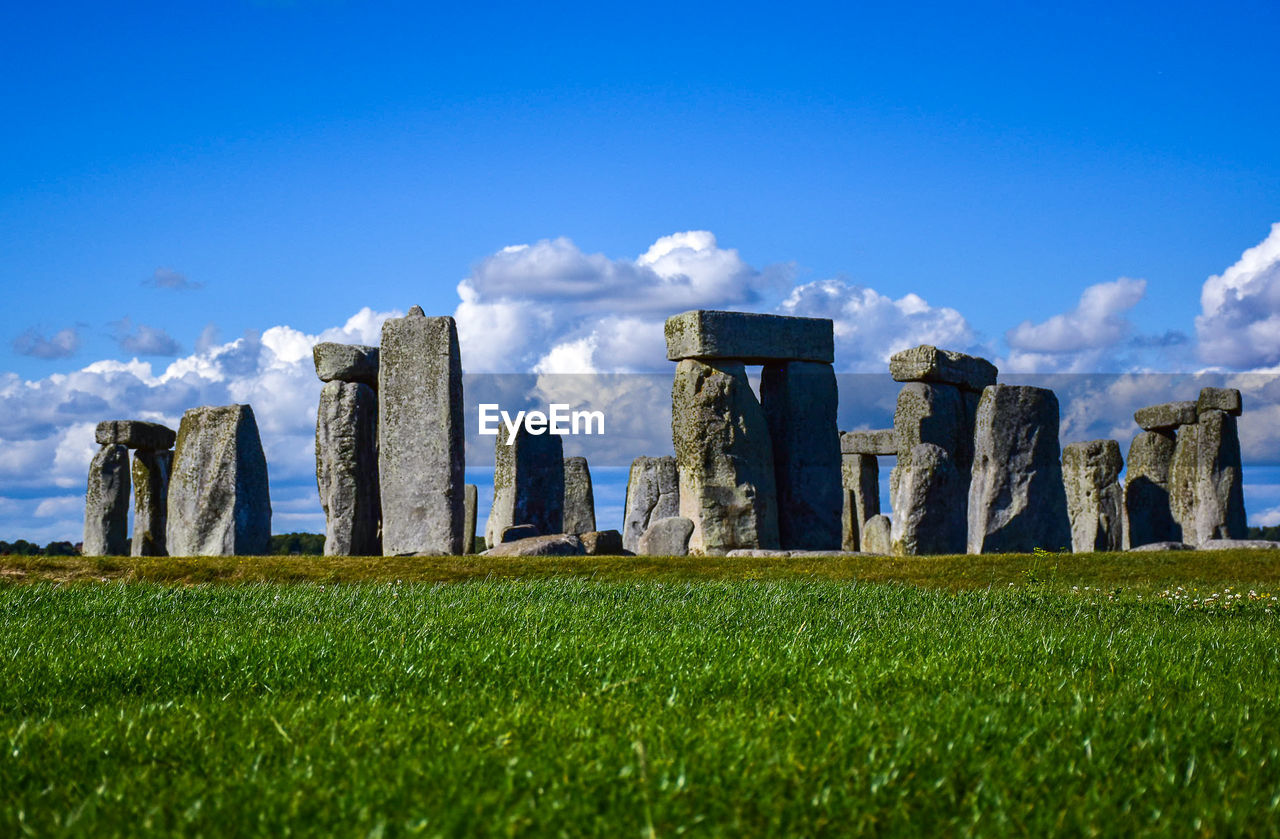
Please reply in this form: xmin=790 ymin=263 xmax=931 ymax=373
xmin=665 ymin=310 xmax=834 ymax=364
xmin=841 ymin=453 xmax=880 ymax=552
xmin=84 ymin=443 xmax=131 ymax=556
xmin=316 ymin=381 xmax=380 ymax=556
xmin=501 ymin=524 xmax=539 ymax=543
xmin=761 ymin=361 xmax=842 ymax=550
xmin=379 ymin=311 xmax=465 ymax=556
xmin=562 ymin=456 xmax=596 ymax=535
xmin=312 ymin=342 xmax=379 ymax=387
xmin=888 ymin=345 xmax=998 ymax=392
xmin=622 ymin=456 xmax=680 ymax=553
xmin=860 ymin=514 xmax=892 ymax=555
xmin=636 ymin=516 xmax=694 ymax=556
xmin=672 ymin=359 xmax=779 ymax=554
xmin=464 ymin=484 xmax=477 ymax=554
xmin=840 ymin=429 xmax=896 ymax=456
xmin=167 ymin=404 xmax=272 ymax=556
xmin=1196 ymin=387 xmax=1242 ymax=417
xmin=726 ymin=549 xmax=792 ymax=557
xmin=892 ymin=382 xmax=969 ymax=477
xmin=131 ymin=449 xmax=172 ymax=557
xmin=1062 ymin=440 xmax=1125 ymax=553
xmin=1200 ymin=539 xmax=1280 ymax=550
xmin=1125 ymin=430 xmax=1179 ymax=547
xmin=1128 ymin=541 xmax=1196 ymax=552
xmin=483 ymin=533 xmax=585 ymax=557
xmin=967 ymin=385 xmax=1071 ymax=554
xmin=485 ymin=424 xmax=564 ymax=548
xmin=95 ymin=420 xmax=176 ymax=451
xmin=581 ymin=529 xmax=624 ymax=555
xmin=1134 ymin=401 xmax=1197 ymax=431
xmin=890 ymin=444 xmax=967 ymax=555
xmin=1170 ymin=410 xmax=1247 ymax=546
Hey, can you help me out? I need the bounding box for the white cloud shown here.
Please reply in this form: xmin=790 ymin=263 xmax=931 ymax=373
xmin=1195 ymin=223 xmax=1280 ymax=368
xmin=1002 ymin=278 xmax=1147 ymax=373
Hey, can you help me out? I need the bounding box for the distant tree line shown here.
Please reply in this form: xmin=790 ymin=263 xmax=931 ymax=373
xmin=0 ymin=535 xmax=326 ymax=556
xmin=1247 ymin=526 xmax=1280 ymax=541
xmin=269 ymin=533 xmax=326 ymax=555
xmin=0 ymin=540 xmax=80 ymax=556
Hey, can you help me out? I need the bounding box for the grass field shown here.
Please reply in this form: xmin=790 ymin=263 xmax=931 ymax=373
xmin=3 ymin=552 xmax=1280 ymax=836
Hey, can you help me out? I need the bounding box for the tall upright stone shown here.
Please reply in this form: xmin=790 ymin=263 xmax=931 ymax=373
xmin=84 ymin=443 xmax=131 ymax=556
xmin=131 ymin=449 xmax=172 ymax=557
xmin=622 ymin=456 xmax=680 ymax=553
xmin=968 ymin=385 xmax=1070 ymax=554
xmin=760 ymin=361 xmax=842 ymax=550
xmin=316 ymin=380 xmax=380 ymax=556
xmin=1062 ymin=440 xmax=1124 ymax=553
xmin=167 ymin=404 xmax=271 ymax=556
xmin=485 ymin=424 xmax=565 ymax=547
xmin=892 ymin=382 xmax=968 ymax=484
xmin=671 ymin=358 xmax=779 ymax=554
xmin=891 ymin=443 xmax=967 ymax=555
xmin=562 ymin=456 xmax=596 ymax=535
xmin=841 ymin=453 xmax=880 ymax=552
xmin=379 ymin=307 xmax=465 ymax=556
xmin=464 ymin=484 xmax=478 ymax=554
xmin=1125 ymin=430 xmax=1179 ymax=547
xmin=1170 ymin=392 xmax=1247 ymax=546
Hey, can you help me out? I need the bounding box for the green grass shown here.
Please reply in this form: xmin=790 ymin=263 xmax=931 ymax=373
xmin=3 ymin=557 xmax=1280 ymax=836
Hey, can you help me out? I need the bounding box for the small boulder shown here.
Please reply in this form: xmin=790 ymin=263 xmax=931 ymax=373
xmin=501 ymin=524 xmax=540 ymax=543
xmin=636 ymin=516 xmax=694 ymax=556
xmin=581 ymin=530 xmax=625 ymax=555
xmin=482 ymin=533 xmax=586 ymax=557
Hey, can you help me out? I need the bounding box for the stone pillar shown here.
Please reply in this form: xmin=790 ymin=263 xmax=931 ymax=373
xmin=891 ymin=443 xmax=967 ymax=555
xmin=1169 ymin=390 xmax=1247 ymax=546
xmin=1062 ymin=440 xmax=1124 ymax=553
xmin=463 ymin=484 xmax=478 ymax=554
xmin=84 ymin=443 xmax=131 ymax=556
xmin=131 ymin=449 xmax=172 ymax=557
xmin=622 ymin=456 xmax=680 ymax=553
xmin=316 ymin=381 xmax=380 ymax=556
xmin=485 ymin=424 xmax=565 ymax=547
xmin=841 ymin=454 xmax=880 ymax=552
xmin=1125 ymin=429 xmax=1182 ymax=549
xmin=562 ymin=457 xmax=596 ymax=535
xmin=378 ymin=307 xmax=465 ymax=556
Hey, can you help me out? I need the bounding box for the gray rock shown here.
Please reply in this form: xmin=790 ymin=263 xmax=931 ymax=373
xmin=312 ymin=342 xmax=379 ymax=388
xmin=167 ymin=404 xmax=272 ymax=556
xmin=1170 ymin=410 xmax=1247 ymax=546
xmin=379 ymin=310 xmax=465 ymax=556
xmin=672 ymin=359 xmax=779 ymax=554
xmin=131 ymin=449 xmax=172 ymax=557
xmin=892 ymin=382 xmax=969 ymax=477
xmin=840 ymin=429 xmax=897 ymax=456
xmin=860 ymin=514 xmax=893 ymax=555
xmin=485 ymin=424 xmax=564 ymax=548
xmin=1200 ymin=539 xmax=1280 ymax=550
xmin=664 ymin=310 xmax=834 ymax=364
xmin=761 ymin=361 xmax=842 ymax=550
xmin=501 ymin=524 xmax=540 ymax=543
xmin=316 ymin=381 xmax=380 ymax=556
xmin=890 ymin=443 xmax=967 ymax=555
xmin=1169 ymin=421 xmax=1201 ymax=544
xmin=622 ymin=456 xmax=680 ymax=553
xmin=1196 ymin=387 xmax=1242 ymax=417
xmin=464 ymin=484 xmax=478 ymax=554
xmin=483 ymin=533 xmax=586 ymax=557
xmin=1125 ymin=430 xmax=1179 ymax=547
xmin=636 ymin=516 xmax=694 ymax=557
xmin=726 ymin=549 xmax=792 ymax=557
xmin=562 ymin=456 xmax=596 ymax=535
xmin=841 ymin=453 xmax=880 ymax=552
xmin=95 ymin=420 xmax=176 ymax=451
xmin=581 ymin=530 xmax=624 ymax=555
xmin=1128 ymin=541 xmax=1196 ymax=552
xmin=967 ymin=385 xmax=1071 ymax=554
xmin=888 ymin=345 xmax=998 ymax=392
xmin=84 ymin=443 xmax=131 ymax=556
xmin=1133 ymin=401 xmax=1197 ymax=431
xmin=1062 ymin=440 xmax=1124 ymax=553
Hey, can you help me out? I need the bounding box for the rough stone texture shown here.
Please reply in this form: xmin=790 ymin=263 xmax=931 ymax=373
xmin=1062 ymin=440 xmax=1125 ymax=553
xmin=166 ymin=404 xmax=272 ymax=556
xmin=665 ymin=310 xmax=834 ymax=364
xmin=1169 ymin=422 xmax=1201 ymax=545
xmin=1201 ymin=539 xmax=1280 ymax=550
xmin=95 ymin=420 xmax=176 ymax=451
xmin=840 ymin=429 xmax=896 ymax=456
xmin=1170 ymin=410 xmax=1248 ymax=546
xmin=316 ymin=381 xmax=380 ymax=556
xmin=483 ymin=533 xmax=585 ymax=557
xmin=501 ymin=524 xmax=540 ymax=543
xmin=672 ymin=359 xmax=779 ymax=555
xmin=131 ymin=449 xmax=172 ymax=557
xmin=861 ymin=514 xmax=893 ymax=555
xmin=967 ymin=385 xmax=1071 ymax=554
xmin=485 ymin=424 xmax=565 ymax=548
xmin=84 ymin=443 xmax=131 ymax=556
xmin=464 ymin=484 xmax=477 ymax=554
xmin=1125 ymin=430 xmax=1179 ymax=548
xmin=636 ymin=516 xmax=694 ymax=556
xmin=379 ymin=311 xmax=465 ymax=556
xmin=892 ymin=382 xmax=969 ymax=478
xmin=1129 ymin=541 xmax=1196 ymax=552
xmin=1196 ymin=387 xmax=1242 ymax=417
xmin=726 ymin=549 xmax=869 ymax=557
xmin=890 ymin=443 xmax=967 ymax=555
xmin=313 ymin=342 xmax=379 ymax=388
xmin=562 ymin=456 xmax=597 ymax=535
xmin=841 ymin=453 xmax=880 ymax=552
xmin=1134 ymin=401 xmax=1197 ymax=431
xmin=888 ymin=345 xmax=998 ymax=392
xmin=581 ymin=530 xmax=624 ymax=555
xmin=622 ymin=456 xmax=680 ymax=553
xmin=761 ymin=361 xmax=842 ymax=550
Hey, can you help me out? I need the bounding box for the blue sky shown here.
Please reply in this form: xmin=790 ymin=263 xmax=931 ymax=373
xmin=3 ymin=1 xmax=1280 ymax=541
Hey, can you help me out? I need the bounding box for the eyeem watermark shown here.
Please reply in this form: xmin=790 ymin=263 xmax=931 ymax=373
xmin=478 ymin=404 xmax=605 ymax=442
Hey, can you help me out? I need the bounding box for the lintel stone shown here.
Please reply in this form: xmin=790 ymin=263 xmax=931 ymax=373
xmin=840 ymin=429 xmax=897 ymax=456
xmin=1134 ymin=401 xmax=1198 ymax=431
xmin=1196 ymin=387 xmax=1242 ymax=417
xmin=888 ymin=345 xmax=997 ymax=392
xmin=664 ymin=310 xmax=834 ymax=364
xmin=95 ymin=420 xmax=176 ymax=451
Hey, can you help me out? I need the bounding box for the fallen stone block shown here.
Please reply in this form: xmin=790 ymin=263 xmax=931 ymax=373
xmin=1128 ymin=541 xmax=1196 ymax=552
xmin=482 ymin=533 xmax=586 ymax=557
xmin=501 ymin=524 xmax=540 ymax=543
xmin=1199 ymin=539 xmax=1280 ymax=550
xmin=664 ymin=310 xmax=834 ymax=364
xmin=581 ymin=530 xmax=624 ymax=555
xmin=95 ymin=420 xmax=176 ymax=451
xmin=888 ymin=345 xmax=998 ymax=392
xmin=312 ymin=342 xmax=379 ymax=388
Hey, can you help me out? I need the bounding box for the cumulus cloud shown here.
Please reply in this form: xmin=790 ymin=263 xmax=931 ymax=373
xmin=113 ymin=318 xmax=181 ymax=356
xmin=1002 ymin=278 xmax=1147 ymax=373
xmin=145 ymin=267 xmax=203 ymax=290
xmin=1195 ymin=223 xmax=1280 ymax=369
xmin=13 ymin=326 xmax=81 ymax=359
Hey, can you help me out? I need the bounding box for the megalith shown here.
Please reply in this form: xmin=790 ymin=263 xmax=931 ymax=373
xmin=463 ymin=484 xmax=478 ymax=554
xmin=485 ymin=423 xmax=565 ymax=547
xmin=131 ymin=448 xmax=172 ymax=557
xmin=665 ymin=310 xmax=834 ymax=364
xmin=316 ymin=380 xmax=380 ymax=556
xmin=562 ymin=456 xmax=597 ymax=535
xmin=1062 ymin=440 xmax=1124 ymax=553
xmin=1124 ymin=429 xmax=1179 ymax=547
xmin=890 ymin=443 xmax=967 ymax=555
xmin=637 ymin=516 xmax=694 ymax=557
xmin=841 ymin=452 xmax=880 ymax=552
xmin=622 ymin=456 xmax=680 ymax=553
xmin=313 ymin=342 xmax=379 ymax=388
xmin=84 ymin=443 xmax=131 ymax=556
xmin=861 ymin=514 xmax=893 ymax=555
xmin=891 ymin=381 xmax=968 ymax=493
xmin=1169 ymin=390 xmax=1247 ymax=545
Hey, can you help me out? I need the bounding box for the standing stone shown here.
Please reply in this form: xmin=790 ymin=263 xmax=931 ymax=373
xmin=861 ymin=514 xmax=893 ymax=555
xmin=167 ymin=404 xmax=271 ymax=556
xmin=316 ymin=381 xmax=380 ymax=556
xmin=637 ymin=516 xmax=694 ymax=556
xmin=463 ymin=484 xmax=478 ymax=554
xmin=760 ymin=361 xmax=842 ymax=550
xmin=562 ymin=456 xmax=597 ymax=535
xmin=622 ymin=456 xmax=680 ymax=553
xmin=841 ymin=453 xmax=880 ymax=552
xmin=892 ymin=382 xmax=969 ymax=482
xmin=1062 ymin=440 xmax=1124 ymax=553
xmin=84 ymin=443 xmax=131 ymax=556
xmin=672 ymin=358 xmax=779 ymax=554
xmin=131 ymin=449 xmax=172 ymax=557
xmin=890 ymin=443 xmax=967 ymax=555
xmin=967 ymin=385 xmax=1071 ymax=554
xmin=1169 ymin=422 xmax=1201 ymax=545
xmin=379 ymin=308 xmax=465 ymax=556
xmin=485 ymin=424 xmax=564 ymax=548
xmin=1170 ymin=410 xmax=1247 ymax=546
xmin=1125 ymin=430 xmax=1179 ymax=547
